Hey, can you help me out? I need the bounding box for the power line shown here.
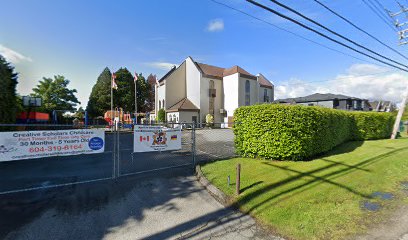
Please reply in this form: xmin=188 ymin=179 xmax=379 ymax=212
xmin=362 ymin=0 xmax=397 ymax=31
xmin=313 ymin=0 xmax=408 ymax=61
xmin=246 ymin=0 xmax=408 ymax=72
xmin=208 ymin=0 xmax=389 ymax=68
xmin=267 ymin=0 xmax=408 ymax=69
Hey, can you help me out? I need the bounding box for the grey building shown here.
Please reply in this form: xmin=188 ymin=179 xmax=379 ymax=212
xmin=275 ymin=93 xmax=371 ymax=111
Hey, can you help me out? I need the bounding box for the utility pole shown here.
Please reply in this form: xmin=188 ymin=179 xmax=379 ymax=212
xmin=391 ymin=87 xmax=408 ymax=139
xmin=389 ymin=2 xmax=408 ymax=139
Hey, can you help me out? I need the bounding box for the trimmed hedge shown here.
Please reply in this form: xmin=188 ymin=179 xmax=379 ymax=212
xmin=233 ymin=104 xmax=394 ymax=160
xmin=349 ymin=111 xmax=395 ymax=140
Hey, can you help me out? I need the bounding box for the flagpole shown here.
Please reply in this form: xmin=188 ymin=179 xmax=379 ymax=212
xmin=111 ymin=71 xmax=113 ymax=131
xmin=134 ymin=72 xmax=138 ymax=125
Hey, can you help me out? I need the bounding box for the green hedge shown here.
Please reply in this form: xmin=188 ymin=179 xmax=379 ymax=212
xmin=350 ymin=111 xmax=395 ymax=140
xmin=233 ymin=104 xmax=394 ymax=161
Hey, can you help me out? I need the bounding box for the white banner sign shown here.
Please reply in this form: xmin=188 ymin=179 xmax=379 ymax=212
xmin=0 ymin=129 xmax=105 ymax=162
xmin=134 ymin=125 xmax=181 ymax=152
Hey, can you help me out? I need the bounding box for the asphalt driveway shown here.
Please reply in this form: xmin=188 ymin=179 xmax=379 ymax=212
xmin=0 ymin=169 xmax=281 ymax=240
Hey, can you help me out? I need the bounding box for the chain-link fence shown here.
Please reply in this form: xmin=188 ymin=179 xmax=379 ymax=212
xmin=194 ymin=122 xmax=238 ymax=163
xmin=116 ymin=123 xmax=195 ymax=177
xmin=0 ymin=122 xmax=237 ymax=195
xmin=0 ymin=124 xmax=113 ymax=195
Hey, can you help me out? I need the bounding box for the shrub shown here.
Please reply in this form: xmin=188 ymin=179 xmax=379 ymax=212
xmin=157 ymin=109 xmax=165 ymax=123
xmin=206 ymin=114 xmax=214 ymax=127
xmin=233 ymin=104 xmax=394 ymax=161
xmin=349 ymin=111 xmax=394 ymax=140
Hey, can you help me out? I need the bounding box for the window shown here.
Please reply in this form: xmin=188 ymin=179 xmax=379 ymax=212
xmin=159 ymin=101 xmax=161 ymax=109
xmin=209 ymin=80 xmax=214 ymax=89
xmin=209 ymin=80 xmax=215 ymax=114
xmin=245 ymin=80 xmax=250 ymax=106
xmin=333 ymin=99 xmax=339 ymax=108
xmin=263 ymin=89 xmax=269 ymax=102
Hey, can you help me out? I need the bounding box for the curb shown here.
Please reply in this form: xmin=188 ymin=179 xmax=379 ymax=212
xmin=195 ymin=165 xmax=231 ymax=206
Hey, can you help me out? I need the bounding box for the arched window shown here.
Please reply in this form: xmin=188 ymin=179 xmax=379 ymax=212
xmin=209 ymin=80 xmax=214 ymax=89
xmin=209 ymin=80 xmax=215 ymax=115
xmin=264 ymin=89 xmax=268 ymax=102
xmin=159 ymin=101 xmax=161 ymax=109
xmin=245 ymin=80 xmax=250 ymax=106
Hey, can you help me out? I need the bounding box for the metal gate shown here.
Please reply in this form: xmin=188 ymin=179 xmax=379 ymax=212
xmin=0 ymin=123 xmax=196 ymax=195
xmin=115 ymin=123 xmax=195 ymax=177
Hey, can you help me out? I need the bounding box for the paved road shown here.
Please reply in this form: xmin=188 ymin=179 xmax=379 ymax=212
xmin=0 ymin=169 xmax=281 ymax=240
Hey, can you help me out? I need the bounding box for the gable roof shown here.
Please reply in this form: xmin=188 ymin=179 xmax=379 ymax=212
xmin=159 ymin=57 xmax=261 ymax=82
xmin=223 ymin=65 xmax=253 ymax=77
xmin=195 ymin=62 xmax=257 ymax=79
xmin=257 ymin=74 xmax=273 ymax=89
xmin=167 ymin=98 xmax=199 ymax=112
xmin=195 ymin=62 xmax=225 ymax=79
xmin=276 ymin=93 xmax=365 ymax=103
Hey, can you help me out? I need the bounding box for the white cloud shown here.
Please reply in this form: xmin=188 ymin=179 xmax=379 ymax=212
xmin=275 ymin=64 xmax=408 ymax=103
xmin=206 ymin=19 xmax=224 ymax=32
xmin=145 ymin=62 xmax=178 ymax=71
xmin=0 ymin=44 xmax=32 ymax=64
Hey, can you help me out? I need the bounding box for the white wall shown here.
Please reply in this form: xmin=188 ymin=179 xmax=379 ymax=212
xmin=167 ymin=112 xmax=180 ymax=122
xmin=156 ymin=83 xmax=166 ymax=115
xmin=185 ymin=57 xmax=201 ymax=110
xmin=297 ymin=101 xmax=334 ymax=108
xmin=223 ymin=73 xmax=240 ymax=119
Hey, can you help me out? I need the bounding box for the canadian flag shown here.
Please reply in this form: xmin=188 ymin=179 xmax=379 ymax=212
xmin=112 ymin=73 xmax=118 ymax=90
xmin=140 ymin=136 xmax=150 ymax=142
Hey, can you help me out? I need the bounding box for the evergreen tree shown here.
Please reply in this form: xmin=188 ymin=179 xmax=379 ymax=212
xmin=0 ymin=55 xmax=18 ymax=123
xmin=86 ymin=67 xmax=152 ymax=118
xmin=86 ymin=67 xmax=112 ymax=118
xmin=146 ymin=74 xmax=156 ymax=112
xmin=135 ymin=72 xmax=151 ymax=113
xmin=114 ymin=68 xmax=135 ymax=112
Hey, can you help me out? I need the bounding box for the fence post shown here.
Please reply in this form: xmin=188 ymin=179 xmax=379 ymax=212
xmin=236 ymin=163 xmax=241 ymax=195
xmin=192 ymin=122 xmax=196 ymax=171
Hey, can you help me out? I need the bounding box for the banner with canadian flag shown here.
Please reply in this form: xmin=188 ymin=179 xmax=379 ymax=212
xmin=133 ymin=125 xmax=182 ymax=152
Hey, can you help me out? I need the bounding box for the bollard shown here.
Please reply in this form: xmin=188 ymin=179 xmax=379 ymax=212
xmin=236 ymin=164 xmax=241 ymax=195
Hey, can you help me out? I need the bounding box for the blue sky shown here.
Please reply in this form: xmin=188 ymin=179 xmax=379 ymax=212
xmin=1 ymin=0 xmax=408 ymax=107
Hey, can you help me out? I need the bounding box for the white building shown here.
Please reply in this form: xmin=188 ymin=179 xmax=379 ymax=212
xmin=154 ymin=56 xmax=274 ymax=126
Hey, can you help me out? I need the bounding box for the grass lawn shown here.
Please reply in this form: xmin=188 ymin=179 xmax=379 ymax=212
xmin=201 ymin=137 xmax=408 ymax=240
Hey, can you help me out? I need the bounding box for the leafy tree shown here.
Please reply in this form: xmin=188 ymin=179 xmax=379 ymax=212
xmin=157 ymin=108 xmax=165 ymax=122
xmin=74 ymin=106 xmax=85 ymax=119
xmin=86 ymin=67 xmax=112 ymax=118
xmin=32 ymin=75 xmax=80 ymax=113
xmin=0 ymin=55 xmax=18 ymax=123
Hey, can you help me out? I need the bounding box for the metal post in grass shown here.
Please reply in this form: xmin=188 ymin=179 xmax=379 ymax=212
xmin=236 ymin=164 xmax=241 ymax=195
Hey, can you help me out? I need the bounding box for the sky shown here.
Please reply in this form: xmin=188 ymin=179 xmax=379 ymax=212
xmin=1 ymin=0 xmax=408 ymax=108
